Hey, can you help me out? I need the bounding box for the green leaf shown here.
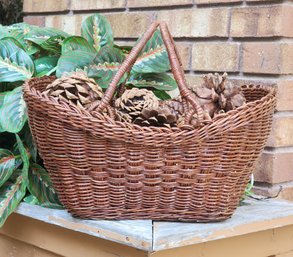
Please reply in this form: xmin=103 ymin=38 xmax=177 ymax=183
xmin=0 ymin=170 xmax=26 ymax=228
xmin=153 ymin=90 xmax=172 ymax=100
xmin=22 ymin=125 xmax=37 ymax=162
xmin=132 ymin=30 xmax=170 ymax=74
xmin=26 ymin=36 xmax=63 ymax=55
xmin=61 ymin=36 xmax=96 ymax=55
xmin=15 ymin=134 xmax=29 ymax=180
xmin=34 ymin=56 xmax=59 ymax=77
xmin=86 ymin=46 xmax=125 ymax=88
xmin=56 ymin=50 xmax=97 ymax=77
xmin=128 ymin=73 xmax=177 ymax=91
xmin=0 ymin=149 xmax=17 ymax=187
xmin=3 ymin=23 xmax=39 ymax=55
xmin=0 ymin=87 xmax=27 ymax=133
xmin=0 ymin=38 xmax=34 ymax=82
xmin=28 ymin=163 xmax=61 ymax=206
xmin=25 ymin=26 xmax=70 ymax=39
xmin=0 ymin=37 xmax=24 ymax=49
xmin=24 ymin=194 xmax=64 ymax=209
xmin=87 ymin=63 xmax=122 ymax=88
xmin=23 ymin=194 xmax=39 ymax=205
xmin=81 ymin=14 xmax=114 ymax=52
xmin=94 ymin=46 xmax=125 ymax=64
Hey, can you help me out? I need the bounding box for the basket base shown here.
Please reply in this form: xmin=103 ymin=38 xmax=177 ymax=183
xmin=68 ymin=208 xmax=234 ymax=222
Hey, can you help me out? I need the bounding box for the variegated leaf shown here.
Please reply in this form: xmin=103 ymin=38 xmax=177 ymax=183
xmin=0 ymin=149 xmax=16 ymax=187
xmin=0 ymin=170 xmax=26 ymax=228
xmin=81 ymin=14 xmax=113 ymax=52
xmin=24 ymin=194 xmax=63 ymax=209
xmin=25 ymin=26 xmax=69 ymax=39
xmin=87 ymin=62 xmax=122 ymax=88
xmin=26 ymin=35 xmax=63 ymax=55
xmin=87 ymin=46 xmax=125 ymax=88
xmin=15 ymin=134 xmax=29 ymax=181
xmin=128 ymin=73 xmax=177 ymax=91
xmin=28 ymin=163 xmax=61 ymax=206
xmin=56 ymin=50 xmax=97 ymax=77
xmin=34 ymin=56 xmax=59 ymax=77
xmin=61 ymin=36 xmax=96 ymax=54
xmin=132 ymin=30 xmax=170 ymax=74
xmin=3 ymin=23 xmax=39 ymax=54
xmin=0 ymin=87 xmax=27 ymax=133
xmin=0 ymin=38 xmax=34 ymax=82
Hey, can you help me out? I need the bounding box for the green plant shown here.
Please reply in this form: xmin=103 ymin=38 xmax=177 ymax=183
xmin=56 ymin=13 xmax=176 ymax=95
xmin=0 ymin=13 xmax=174 ymax=227
xmin=0 ymin=23 xmax=67 ymax=227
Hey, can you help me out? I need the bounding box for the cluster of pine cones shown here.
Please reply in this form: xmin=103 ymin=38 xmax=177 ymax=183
xmin=42 ymin=72 xmax=246 ymax=128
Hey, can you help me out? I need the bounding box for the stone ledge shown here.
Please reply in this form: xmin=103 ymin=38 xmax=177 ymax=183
xmin=13 ymin=198 xmax=293 ymax=252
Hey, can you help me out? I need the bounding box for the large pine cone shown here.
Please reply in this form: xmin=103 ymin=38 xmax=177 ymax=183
xmin=190 ymin=72 xmax=246 ymax=119
xmin=43 ymin=73 xmax=103 ymax=111
xmin=115 ymin=88 xmax=159 ymax=121
xmin=134 ymin=107 xmax=177 ymax=128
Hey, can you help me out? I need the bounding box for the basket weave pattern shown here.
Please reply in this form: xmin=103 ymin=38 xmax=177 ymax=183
xmin=23 ymin=22 xmax=276 ymax=222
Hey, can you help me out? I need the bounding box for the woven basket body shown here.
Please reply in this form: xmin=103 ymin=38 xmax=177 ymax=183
xmin=23 ymin=22 xmax=276 ymax=222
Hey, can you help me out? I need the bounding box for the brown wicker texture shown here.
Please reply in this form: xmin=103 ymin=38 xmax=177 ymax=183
xmin=23 ymin=21 xmax=276 ymax=222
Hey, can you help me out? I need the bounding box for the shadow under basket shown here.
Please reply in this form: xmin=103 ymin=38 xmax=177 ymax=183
xmin=23 ymin=20 xmax=276 ymax=222
xmin=24 ymin=76 xmax=276 ymax=222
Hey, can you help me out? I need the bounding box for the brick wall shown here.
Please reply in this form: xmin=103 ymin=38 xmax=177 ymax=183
xmin=23 ymin=0 xmax=293 ymax=200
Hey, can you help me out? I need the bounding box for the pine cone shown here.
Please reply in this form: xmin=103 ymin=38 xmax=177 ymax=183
xmin=220 ymin=82 xmax=246 ymax=112
xmin=115 ymin=110 xmax=132 ymax=123
xmin=190 ymin=72 xmax=246 ymax=118
xmin=160 ymin=98 xmax=184 ymax=120
xmin=134 ymin=107 xmax=177 ymax=128
xmin=43 ymin=73 xmax=103 ymax=111
xmin=190 ymin=85 xmax=218 ymax=119
xmin=115 ymin=88 xmax=159 ymax=121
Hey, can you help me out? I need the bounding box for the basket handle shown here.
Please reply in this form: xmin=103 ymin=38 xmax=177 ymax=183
xmin=94 ymin=21 xmax=203 ymax=123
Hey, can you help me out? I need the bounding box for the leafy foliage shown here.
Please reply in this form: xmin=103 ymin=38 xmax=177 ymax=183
xmin=128 ymin=73 xmax=177 ymax=91
xmin=0 ymin=87 xmax=27 ymax=133
xmin=0 ymin=170 xmax=26 ymax=227
xmin=81 ymin=14 xmax=114 ymax=52
xmin=132 ymin=30 xmax=170 ymax=74
xmin=0 ymin=22 xmax=65 ymax=228
xmin=0 ymin=149 xmax=19 ymax=187
xmin=28 ymin=163 xmax=61 ymax=207
xmin=0 ymin=37 xmax=34 ymax=82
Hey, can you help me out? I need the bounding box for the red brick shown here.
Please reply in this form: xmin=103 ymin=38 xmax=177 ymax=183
xmin=71 ymin=0 xmax=125 ymax=10
xmin=196 ymin=0 xmax=240 ymax=4
xmin=45 ymin=15 xmax=80 ymax=35
xmin=276 ymin=80 xmax=293 ymax=111
xmin=281 ymin=44 xmax=293 ymax=74
xmin=157 ymin=9 xmax=229 ymax=38
xmin=128 ymin=0 xmax=192 ymax=8
xmin=231 ymin=5 xmax=293 ymax=38
xmin=254 ymin=150 xmax=293 ymax=184
xmin=253 ymin=181 xmax=293 ymax=201
xmin=192 ymin=43 xmax=239 ymax=72
xmin=267 ymin=114 xmax=293 ymax=147
xmin=23 ymin=0 xmax=70 ymax=13
xmin=242 ymin=43 xmax=293 ymax=75
xmin=105 ymin=12 xmax=152 ymax=38
xmin=23 ymin=16 xmax=45 ymax=27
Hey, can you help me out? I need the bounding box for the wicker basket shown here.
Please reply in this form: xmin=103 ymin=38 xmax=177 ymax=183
xmin=23 ymin=21 xmax=276 ymax=222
